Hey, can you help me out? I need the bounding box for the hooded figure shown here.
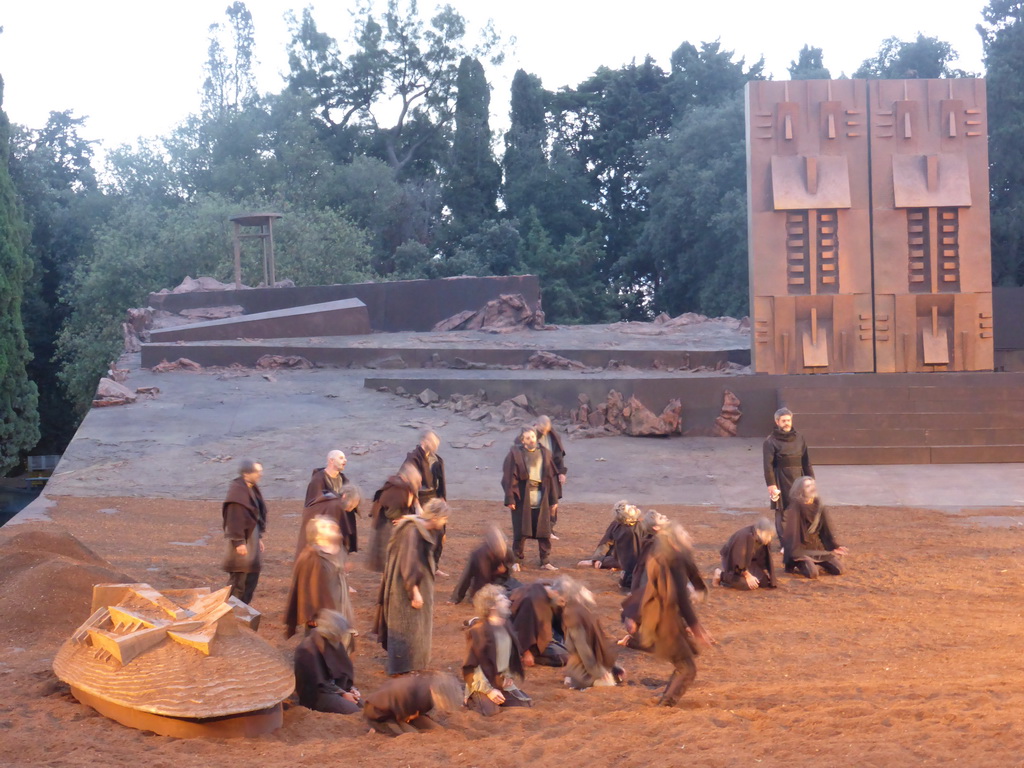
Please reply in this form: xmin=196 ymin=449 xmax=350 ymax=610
xmin=578 ymin=501 xmax=643 ymax=588
xmin=462 ymin=584 xmax=531 ymax=716
xmin=509 ymin=580 xmax=569 ymax=667
xmin=294 ymin=609 xmax=361 ymax=714
xmin=715 ymin=517 xmax=777 ymax=590
xmin=553 ymin=576 xmax=622 ymax=690
xmin=367 ymin=464 xmax=422 ymax=572
xmin=451 ymin=526 xmax=519 ymax=604
xmin=363 ymin=673 xmax=462 ymax=735
xmin=373 ymin=499 xmax=449 ymax=675
xmin=285 ymin=516 xmax=355 ymax=640
xmin=622 ymin=523 xmax=714 ymax=707
xmin=780 ymin=477 xmax=847 ymax=578
xmin=763 ymin=408 xmax=814 ymax=537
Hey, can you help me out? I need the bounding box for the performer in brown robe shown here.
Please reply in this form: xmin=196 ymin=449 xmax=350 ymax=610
xmin=294 ymin=609 xmax=361 ymax=715
xmin=623 ymin=517 xmax=706 ymax=629
xmin=363 ymin=673 xmax=462 ymax=735
xmin=621 ymin=523 xmax=714 ymax=707
xmin=714 ymin=517 xmax=777 ymax=590
xmin=535 ymin=416 xmax=567 ymax=534
xmin=763 ymin=408 xmax=815 ymax=539
xmin=462 ymin=585 xmax=531 ymax=716
xmin=297 ymin=450 xmax=360 ymax=557
xmin=367 ymin=464 xmax=421 ymax=572
xmin=404 ymin=431 xmax=448 ymax=570
xmin=220 ymin=459 xmax=267 ymax=605
xmin=625 ymin=509 xmax=668 ymax=593
xmin=285 ymin=517 xmax=355 ymax=639
xmin=374 ymin=499 xmax=448 ymax=675
xmin=502 ymin=427 xmax=559 ymax=570
xmin=509 ymin=580 xmax=568 ymax=667
xmin=781 ymin=476 xmax=848 ymax=578
xmin=578 ymin=501 xmax=642 ymax=588
xmin=450 ymin=526 xmax=519 ymax=604
xmin=553 ymin=576 xmax=622 ymax=690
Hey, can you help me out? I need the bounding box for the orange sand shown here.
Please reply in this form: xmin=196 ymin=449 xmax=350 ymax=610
xmin=1 ymin=496 xmax=1022 ymax=767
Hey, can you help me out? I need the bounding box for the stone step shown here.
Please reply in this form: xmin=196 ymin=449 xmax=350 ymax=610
xmin=814 ymin=445 xmax=1024 ymax=465
xmin=802 ymin=427 xmax=1024 ymax=447
xmin=796 ymin=412 xmax=1024 ymax=430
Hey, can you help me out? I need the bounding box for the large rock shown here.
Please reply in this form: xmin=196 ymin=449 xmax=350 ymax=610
xmin=711 ymin=389 xmax=742 ymax=437
xmin=93 ymin=378 xmax=138 ymax=407
xmin=620 ymin=395 xmax=683 ymax=436
xmin=432 ymin=293 xmax=548 ymax=332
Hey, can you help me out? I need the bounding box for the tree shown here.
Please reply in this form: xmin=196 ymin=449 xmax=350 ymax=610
xmin=202 ymin=1 xmax=259 ymax=120
xmin=552 ymin=57 xmax=672 ymax=302
xmin=667 ymin=40 xmax=764 ymax=113
xmin=854 ymin=33 xmax=970 ymax=79
xmin=9 ymin=111 xmax=106 ymax=452
xmin=285 ymin=1 xmax=501 ymax=174
xmin=639 ymin=95 xmax=750 ymax=318
xmin=0 ymin=75 xmax=41 ymax=472
xmin=788 ymin=45 xmax=832 ymax=79
xmin=444 ymin=56 xmax=500 ymax=232
xmin=980 ymin=0 xmax=1024 ymax=286
xmin=56 ymin=194 xmax=373 ymax=412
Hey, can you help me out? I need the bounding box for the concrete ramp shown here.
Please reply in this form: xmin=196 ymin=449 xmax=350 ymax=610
xmin=147 ymin=299 xmax=370 ymax=343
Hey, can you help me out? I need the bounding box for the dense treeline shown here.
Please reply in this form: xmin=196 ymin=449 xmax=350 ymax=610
xmin=2 ymin=0 xmax=1024 ymax=467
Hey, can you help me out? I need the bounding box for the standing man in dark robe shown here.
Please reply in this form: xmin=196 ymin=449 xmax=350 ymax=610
xmin=221 ymin=459 xmax=267 ymax=605
xmin=553 ymin=576 xmax=622 ymax=690
xmin=294 ymin=609 xmax=361 ymax=715
xmin=462 ymin=585 xmax=531 ymax=716
xmin=763 ymin=407 xmax=815 ymax=541
xmin=374 ymin=499 xmax=449 ymax=676
xmin=405 ymin=430 xmax=448 ymax=571
xmin=509 ymin=580 xmax=568 ymax=667
xmin=577 ymin=500 xmax=643 ymax=588
xmin=621 ymin=523 xmax=714 ymax=707
xmin=367 ymin=464 xmax=422 ymax=572
xmin=781 ymin=476 xmax=848 ymax=578
xmin=298 ymin=450 xmax=360 ymax=556
xmin=502 ymin=426 xmax=559 ymax=571
xmin=535 ymin=416 xmax=567 ymax=537
xmin=285 ymin=516 xmax=355 ymax=638
xmin=713 ymin=517 xmax=777 ymax=590
xmin=450 ymin=526 xmax=519 ymax=604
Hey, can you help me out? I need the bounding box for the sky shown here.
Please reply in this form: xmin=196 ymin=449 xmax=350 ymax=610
xmin=0 ymin=0 xmax=991 ymax=160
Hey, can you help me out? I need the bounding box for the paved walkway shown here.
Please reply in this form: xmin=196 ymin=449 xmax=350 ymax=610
xmin=12 ymin=356 xmax=1024 ymax=526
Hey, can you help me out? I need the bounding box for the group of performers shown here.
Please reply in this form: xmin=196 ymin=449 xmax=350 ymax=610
xmin=219 ymin=408 xmax=847 ymax=733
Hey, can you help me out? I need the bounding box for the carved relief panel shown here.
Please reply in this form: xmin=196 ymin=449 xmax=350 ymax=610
xmin=746 ymin=78 xmax=993 ymax=374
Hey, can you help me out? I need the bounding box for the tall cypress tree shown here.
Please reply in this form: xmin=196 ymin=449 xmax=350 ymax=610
xmin=0 ymin=74 xmax=41 ymax=473
xmin=503 ymin=69 xmax=548 ymax=222
xmin=446 ymin=56 xmax=500 ymax=232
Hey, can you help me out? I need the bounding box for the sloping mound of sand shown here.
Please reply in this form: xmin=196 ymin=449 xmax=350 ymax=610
xmin=0 ymin=530 xmax=131 ymax=643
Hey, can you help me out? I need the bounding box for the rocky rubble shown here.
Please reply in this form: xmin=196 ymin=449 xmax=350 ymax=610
xmin=432 ymin=293 xmax=551 ymax=332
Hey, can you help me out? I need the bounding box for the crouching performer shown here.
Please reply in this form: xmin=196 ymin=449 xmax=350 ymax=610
xmin=509 ymin=581 xmax=568 ymax=667
xmin=781 ymin=476 xmax=848 ymax=579
xmin=293 ymin=609 xmax=361 ymax=714
xmin=363 ymin=673 xmax=462 ymax=735
xmin=462 ymin=585 xmax=531 ymax=715
xmin=450 ymin=525 xmax=519 ymax=605
xmin=621 ymin=523 xmax=714 ymax=707
xmin=714 ymin=517 xmax=777 ymax=590
xmin=577 ymin=501 xmax=642 ymax=586
xmin=553 ymin=576 xmax=622 ymax=690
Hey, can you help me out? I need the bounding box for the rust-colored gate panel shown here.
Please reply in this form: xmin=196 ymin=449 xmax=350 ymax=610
xmin=746 ymin=78 xmax=993 ymax=374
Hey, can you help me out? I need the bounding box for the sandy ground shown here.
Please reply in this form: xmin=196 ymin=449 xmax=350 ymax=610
xmin=2 ymin=494 xmax=1024 ymax=767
